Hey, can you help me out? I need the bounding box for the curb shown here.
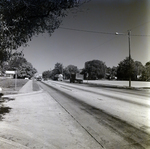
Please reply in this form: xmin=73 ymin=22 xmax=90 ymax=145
xmin=84 ymin=82 xmax=150 ymax=90
xmin=63 ymin=80 xmax=150 ymax=90
xmin=1 ymin=89 xmax=44 ymax=99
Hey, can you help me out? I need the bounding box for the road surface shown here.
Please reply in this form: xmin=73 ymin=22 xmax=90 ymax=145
xmin=39 ymin=80 xmax=150 ymax=149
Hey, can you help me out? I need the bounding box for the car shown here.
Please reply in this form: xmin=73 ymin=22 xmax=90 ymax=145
xmin=36 ymin=77 xmax=42 ymax=81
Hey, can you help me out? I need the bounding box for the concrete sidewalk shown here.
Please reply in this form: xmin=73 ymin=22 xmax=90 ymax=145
xmin=18 ymin=80 xmax=33 ymax=93
xmin=0 ymin=80 xmax=101 ymax=149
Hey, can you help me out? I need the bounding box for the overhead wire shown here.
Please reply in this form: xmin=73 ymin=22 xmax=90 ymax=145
xmin=130 ymin=21 xmax=150 ymax=36
xmin=59 ymin=26 xmax=120 ymax=63
xmin=59 ymin=26 xmax=150 ymax=36
xmin=59 ymin=27 xmax=116 ymax=35
xmin=58 ymin=25 xmax=149 ymax=66
xmin=70 ymin=36 xmax=118 ymax=60
xmin=130 ymin=21 xmax=150 ymax=31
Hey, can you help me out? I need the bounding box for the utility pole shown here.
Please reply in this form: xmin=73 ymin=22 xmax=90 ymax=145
xmin=116 ymin=30 xmax=132 ymax=88
xmin=128 ymin=30 xmax=131 ymax=88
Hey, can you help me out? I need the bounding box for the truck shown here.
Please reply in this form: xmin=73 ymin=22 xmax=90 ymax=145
xmin=54 ymin=74 xmax=63 ymax=81
xmin=70 ymin=73 xmax=83 ymax=83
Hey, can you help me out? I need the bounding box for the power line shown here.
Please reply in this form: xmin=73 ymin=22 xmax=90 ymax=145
xmin=59 ymin=27 xmax=115 ymax=35
xmin=130 ymin=21 xmax=150 ymax=31
xmin=58 ymin=26 xmax=150 ymax=63
xmin=59 ymin=26 xmax=150 ymax=36
xmin=58 ymin=26 xmax=150 ymax=67
xmin=65 ymin=36 xmax=118 ymax=63
xmin=132 ymin=34 xmax=150 ymax=37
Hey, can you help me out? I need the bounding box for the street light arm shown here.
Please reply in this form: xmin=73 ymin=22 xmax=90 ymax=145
xmin=115 ymin=32 xmax=119 ymax=35
xmin=115 ymin=32 xmax=127 ymax=35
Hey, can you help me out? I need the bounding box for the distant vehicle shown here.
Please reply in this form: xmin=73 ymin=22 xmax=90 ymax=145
xmin=54 ymin=74 xmax=63 ymax=81
xmin=0 ymin=87 xmax=2 ymax=93
xmin=36 ymin=76 xmax=42 ymax=81
xmin=70 ymin=73 xmax=83 ymax=83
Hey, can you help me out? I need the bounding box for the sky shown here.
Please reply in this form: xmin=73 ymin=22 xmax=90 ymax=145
xmin=18 ymin=0 xmax=150 ymax=74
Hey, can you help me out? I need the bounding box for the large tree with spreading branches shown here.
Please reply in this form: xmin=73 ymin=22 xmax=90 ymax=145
xmin=0 ymin=0 xmax=86 ymax=63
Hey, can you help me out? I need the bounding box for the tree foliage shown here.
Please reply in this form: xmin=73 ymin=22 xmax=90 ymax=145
xmin=42 ymin=70 xmax=51 ymax=80
xmin=117 ymin=57 xmax=150 ymax=81
xmin=134 ymin=61 xmax=144 ymax=75
xmin=5 ymin=51 xmax=37 ymax=78
xmin=8 ymin=52 xmax=26 ymax=69
xmin=17 ymin=62 xmax=37 ymax=78
xmin=0 ymin=0 xmax=87 ymax=68
xmin=64 ymin=65 xmax=79 ymax=79
xmin=48 ymin=62 xmax=63 ymax=79
xmin=117 ymin=57 xmax=137 ymax=80
xmin=106 ymin=66 xmax=117 ymax=80
xmin=0 ymin=0 xmax=84 ymax=50
xmin=0 ymin=49 xmax=11 ymax=72
xmin=54 ymin=62 xmax=63 ymax=74
xmin=42 ymin=59 xmax=150 ymax=81
xmin=142 ymin=61 xmax=150 ymax=81
xmin=84 ymin=60 xmax=106 ymax=80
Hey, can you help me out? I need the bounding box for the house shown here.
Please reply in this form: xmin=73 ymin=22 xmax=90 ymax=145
xmin=5 ymin=71 xmax=16 ymax=78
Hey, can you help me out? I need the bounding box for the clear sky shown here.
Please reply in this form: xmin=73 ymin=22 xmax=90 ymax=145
xmin=18 ymin=0 xmax=150 ymax=74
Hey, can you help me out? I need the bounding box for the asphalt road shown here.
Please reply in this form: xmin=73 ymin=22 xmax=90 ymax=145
xmin=39 ymin=80 xmax=150 ymax=149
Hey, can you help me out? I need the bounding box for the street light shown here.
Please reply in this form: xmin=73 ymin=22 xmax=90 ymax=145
xmin=115 ymin=30 xmax=131 ymax=88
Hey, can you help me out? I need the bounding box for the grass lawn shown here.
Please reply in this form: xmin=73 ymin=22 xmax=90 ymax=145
xmin=0 ymin=78 xmax=28 ymax=94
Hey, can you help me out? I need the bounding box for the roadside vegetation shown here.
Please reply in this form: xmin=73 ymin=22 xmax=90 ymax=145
xmin=0 ymin=51 xmax=37 ymax=79
xmin=42 ymin=58 xmax=150 ymax=81
xmin=0 ymin=78 xmax=28 ymax=93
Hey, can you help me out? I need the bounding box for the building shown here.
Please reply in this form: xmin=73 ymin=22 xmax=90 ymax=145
xmin=5 ymin=71 xmax=16 ymax=78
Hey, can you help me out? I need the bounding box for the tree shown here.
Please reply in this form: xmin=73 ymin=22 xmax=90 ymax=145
xmin=17 ymin=62 xmax=37 ymax=78
xmin=106 ymin=67 xmax=111 ymax=79
xmin=49 ymin=62 xmax=63 ymax=79
xmin=0 ymin=0 xmax=84 ymax=51
xmin=0 ymin=1 xmax=87 ymax=66
xmin=134 ymin=61 xmax=144 ymax=80
xmin=134 ymin=61 xmax=144 ymax=74
xmin=111 ymin=66 xmax=117 ymax=79
xmin=84 ymin=60 xmax=106 ymax=80
xmin=8 ymin=52 xmax=27 ymax=70
xmin=0 ymin=50 xmax=10 ymax=64
xmin=42 ymin=70 xmax=51 ymax=80
xmin=6 ymin=51 xmax=37 ymax=78
xmin=106 ymin=66 xmax=117 ymax=80
xmin=117 ymin=57 xmax=137 ymax=80
xmin=0 ymin=51 xmax=24 ymax=73
xmin=64 ymin=65 xmax=79 ymax=79
xmin=142 ymin=61 xmax=150 ymax=81
xmin=0 ymin=50 xmax=11 ymax=73
xmin=54 ymin=62 xmax=63 ymax=74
